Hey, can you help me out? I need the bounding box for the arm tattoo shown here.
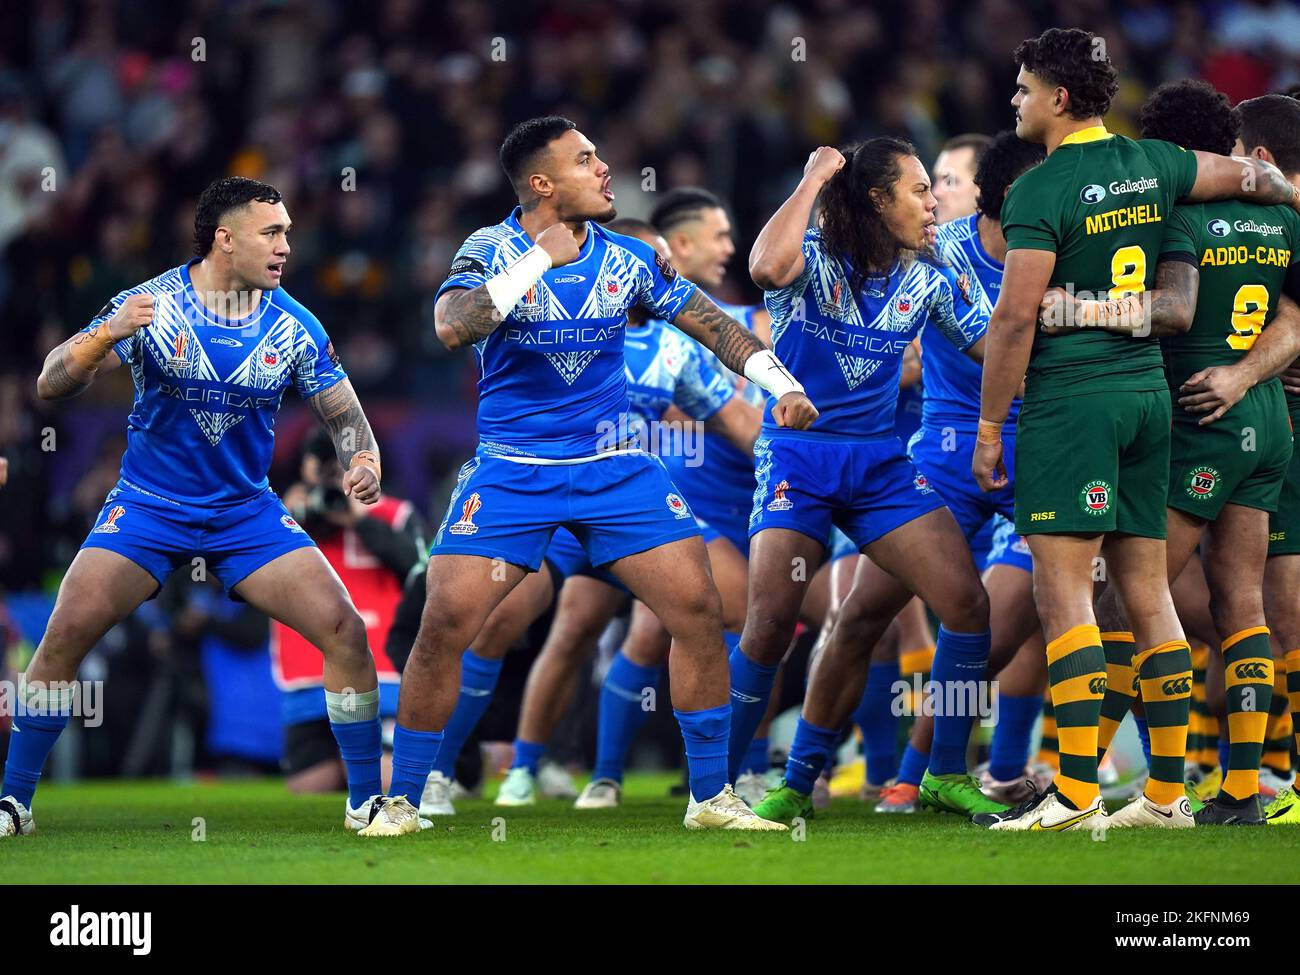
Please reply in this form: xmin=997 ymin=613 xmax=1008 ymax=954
xmin=672 ymin=290 xmax=766 ymax=376
xmin=440 ymin=285 xmax=503 ymax=348
xmin=42 ymin=345 xmax=91 ymax=399
xmin=1249 ymin=158 xmax=1299 ymax=208
xmin=306 ymin=379 xmax=377 ymax=469
xmin=1148 ymin=261 xmax=1199 ymax=337
xmin=1069 ymin=261 xmax=1198 ymax=337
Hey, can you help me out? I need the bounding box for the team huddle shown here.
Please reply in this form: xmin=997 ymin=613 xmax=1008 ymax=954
xmin=4 ymin=27 xmax=1300 ymax=839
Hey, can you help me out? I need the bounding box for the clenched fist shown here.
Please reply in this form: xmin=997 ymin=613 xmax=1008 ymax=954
xmin=772 ymin=391 xmax=819 ymax=430
xmin=343 ymin=463 xmax=381 ymax=504
xmin=536 ymin=224 xmax=582 ymax=268
xmin=803 ymin=147 xmax=846 ymax=186
xmin=107 ymin=294 xmax=154 ymax=341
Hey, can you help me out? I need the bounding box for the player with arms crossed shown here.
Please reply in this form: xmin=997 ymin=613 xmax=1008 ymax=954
xmin=741 ymin=138 xmax=995 ymax=826
xmin=877 ymin=131 xmax=1050 ymax=812
xmin=2 ymin=177 xmax=394 ymax=838
xmin=364 ymin=117 xmax=816 ymax=836
xmin=1065 ymin=87 xmax=1300 ymax=825
xmin=973 ymin=29 xmax=1300 ymax=832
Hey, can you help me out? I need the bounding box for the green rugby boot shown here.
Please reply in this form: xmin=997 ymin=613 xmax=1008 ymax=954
xmin=1265 ymin=786 xmax=1300 ymax=825
xmin=919 ymin=770 xmax=1011 ymax=818
xmin=751 ymin=780 xmax=814 ymax=825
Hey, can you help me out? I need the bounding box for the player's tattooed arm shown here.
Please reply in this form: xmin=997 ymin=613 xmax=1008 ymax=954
xmin=434 ymin=286 xmax=503 ymax=350
xmin=38 ymin=295 xmax=150 ymax=400
xmin=672 ymin=290 xmax=766 ymax=376
xmin=1040 ymin=259 xmax=1199 ymax=338
xmin=673 ymin=291 xmax=818 ymax=429
xmin=36 ymin=335 xmax=122 ymax=400
xmin=1189 ymin=152 xmax=1300 ymax=213
xmin=38 ymin=342 xmax=93 ymax=399
xmin=306 ymin=378 xmax=382 ymax=502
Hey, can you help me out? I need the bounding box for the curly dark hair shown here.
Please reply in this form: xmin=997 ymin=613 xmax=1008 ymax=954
xmin=1137 ymin=80 xmax=1239 ymax=155
xmin=193 ymin=176 xmax=282 ymax=257
xmin=818 ymin=137 xmax=916 ymax=294
xmin=1014 ymin=28 xmax=1119 ymax=121
xmin=975 ymin=131 xmax=1045 ymax=221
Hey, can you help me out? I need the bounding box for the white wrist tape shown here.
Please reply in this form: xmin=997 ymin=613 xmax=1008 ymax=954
xmin=743 ymin=349 xmax=805 ymax=400
xmin=485 ymin=245 xmax=553 ymax=317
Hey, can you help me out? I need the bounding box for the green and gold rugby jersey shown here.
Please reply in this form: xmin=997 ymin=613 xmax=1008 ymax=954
xmin=1001 ymin=126 xmax=1198 ymax=402
xmin=1160 ymin=201 xmax=1300 ymax=394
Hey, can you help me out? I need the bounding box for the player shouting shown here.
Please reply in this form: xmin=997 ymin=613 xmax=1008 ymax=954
xmin=364 ymin=117 xmax=816 ymax=836
xmin=743 ymin=138 xmax=996 ymax=826
xmin=2 ymin=177 xmax=394 ymax=838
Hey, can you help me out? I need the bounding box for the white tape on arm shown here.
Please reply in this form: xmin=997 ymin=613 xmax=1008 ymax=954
xmin=485 ymin=245 xmax=553 ymax=317
xmin=743 ymin=349 xmax=804 ymax=400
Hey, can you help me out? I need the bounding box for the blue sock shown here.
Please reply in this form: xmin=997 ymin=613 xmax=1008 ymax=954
xmin=898 ymin=742 xmax=928 ymax=787
xmin=742 ymin=736 xmax=770 ymax=776
xmin=927 ymin=626 xmax=992 ymax=776
xmin=326 ymin=687 xmax=383 ymax=809
xmin=388 ymin=724 xmax=443 ymax=807
xmin=2 ymin=711 xmax=70 ymax=808
xmin=988 ymin=692 xmax=1043 ymax=782
xmin=785 ymin=717 xmax=840 ymax=795
xmin=676 ymin=703 xmax=730 ymax=801
xmin=1218 ymin=733 xmax=1230 ymax=775
xmin=1133 ymin=716 xmax=1151 ymax=769
xmin=512 ymin=739 xmax=545 ymax=776
xmin=592 ymin=651 xmax=662 ymax=783
xmin=853 ymin=661 xmax=901 ymax=785
xmin=726 ymin=642 xmax=779 ymax=781
xmin=432 ymin=650 xmax=503 ymax=778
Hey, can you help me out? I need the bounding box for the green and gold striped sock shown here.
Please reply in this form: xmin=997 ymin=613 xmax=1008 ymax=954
xmin=1134 ymin=639 xmax=1193 ymax=806
xmin=1046 ymin=624 xmax=1107 ymax=810
xmin=1221 ymin=627 xmax=1274 ymax=801
xmin=1098 ymin=631 xmax=1137 ymax=758
xmin=1263 ymin=666 xmax=1292 ymax=775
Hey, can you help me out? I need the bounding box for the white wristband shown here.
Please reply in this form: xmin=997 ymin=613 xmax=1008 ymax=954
xmin=743 ymin=349 xmax=804 ymax=400
xmin=485 ymin=244 xmax=553 ymax=317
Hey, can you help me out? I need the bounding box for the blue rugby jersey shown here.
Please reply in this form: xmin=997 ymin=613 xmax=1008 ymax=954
xmin=437 ymin=208 xmax=698 ymax=460
xmin=84 ymin=261 xmax=347 ymax=507
xmin=926 ymin=214 xmax=1019 ymax=434
xmin=666 ymin=297 xmax=763 ymax=487
xmin=621 ymin=317 xmax=734 ymax=442
xmin=762 ymin=228 xmax=987 ymax=439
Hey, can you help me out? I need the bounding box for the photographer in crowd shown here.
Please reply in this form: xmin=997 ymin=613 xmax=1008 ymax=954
xmin=273 ymin=430 xmax=424 ymax=793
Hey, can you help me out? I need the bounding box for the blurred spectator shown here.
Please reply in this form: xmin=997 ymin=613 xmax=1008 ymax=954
xmin=273 ymin=429 xmax=422 ymax=794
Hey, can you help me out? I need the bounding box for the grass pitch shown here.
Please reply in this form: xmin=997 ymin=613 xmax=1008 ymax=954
xmin=11 ymin=774 xmax=1298 ymax=884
